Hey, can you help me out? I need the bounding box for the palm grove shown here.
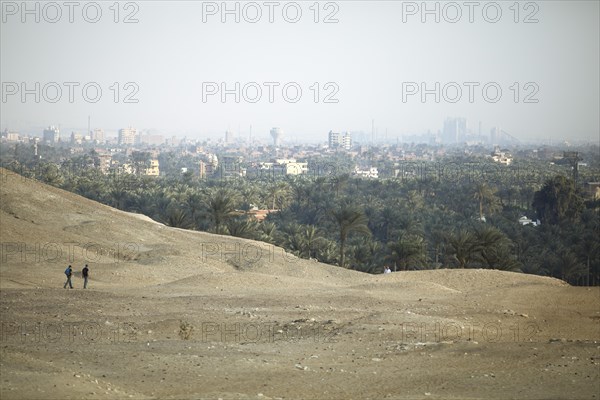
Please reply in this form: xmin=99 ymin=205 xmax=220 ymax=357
xmin=3 ymin=143 xmax=599 ymax=285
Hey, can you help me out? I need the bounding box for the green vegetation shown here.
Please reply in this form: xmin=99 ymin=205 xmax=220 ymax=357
xmin=2 ymin=143 xmax=599 ymax=285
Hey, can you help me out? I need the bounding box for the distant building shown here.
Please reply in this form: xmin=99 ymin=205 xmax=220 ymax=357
xmin=199 ymin=160 xmax=208 ymax=178
xmin=270 ymin=127 xmax=283 ymax=147
xmin=207 ymin=153 xmax=218 ymax=169
xmin=219 ymin=155 xmax=245 ymax=177
xmin=118 ymin=127 xmax=137 ymax=146
xmin=3 ymin=129 xmax=20 ymax=142
xmin=341 ymin=132 xmax=352 ymax=150
xmin=247 ymin=209 xmax=279 ymax=221
xmin=96 ymin=154 xmax=112 ymax=174
xmin=275 ymin=158 xmax=308 ymax=175
xmin=353 ymin=166 xmax=379 ymax=179
xmin=259 ymin=159 xmax=308 ymax=176
xmin=70 ymin=132 xmax=83 ymax=144
xmin=328 ymin=131 xmax=340 ymax=148
xmin=91 ymin=129 xmax=104 ymax=143
xmin=491 ymin=147 xmax=512 ymax=165
xmin=43 ymin=126 xmax=60 ymax=143
xmin=329 ymin=131 xmax=352 ymax=150
xmin=518 ymin=216 xmax=539 ymax=226
xmin=443 ymin=117 xmax=467 ymax=144
xmin=143 ymin=159 xmax=160 ymax=176
xmin=225 ymin=130 xmax=234 ymax=144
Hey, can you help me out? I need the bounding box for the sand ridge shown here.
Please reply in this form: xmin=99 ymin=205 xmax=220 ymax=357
xmin=1 ymin=168 xmax=599 ymax=399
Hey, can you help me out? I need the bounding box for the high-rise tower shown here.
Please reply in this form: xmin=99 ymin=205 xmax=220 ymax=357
xmin=270 ymin=127 xmax=283 ymax=147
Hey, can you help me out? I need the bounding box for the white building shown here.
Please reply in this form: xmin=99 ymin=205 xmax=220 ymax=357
xmin=518 ymin=216 xmax=539 ymax=226
xmin=491 ymin=147 xmax=513 ymax=165
xmin=118 ymin=127 xmax=138 ymax=146
xmin=353 ymin=166 xmax=379 ymax=179
xmin=259 ymin=159 xmax=308 ymax=175
xmin=143 ymin=159 xmax=160 ymax=176
xmin=328 ymin=131 xmax=352 ymax=150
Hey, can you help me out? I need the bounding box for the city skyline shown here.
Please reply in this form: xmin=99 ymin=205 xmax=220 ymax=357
xmin=6 ymin=115 xmax=595 ymax=147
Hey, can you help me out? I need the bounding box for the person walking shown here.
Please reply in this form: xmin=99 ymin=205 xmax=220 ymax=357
xmin=82 ymin=264 xmax=89 ymax=289
xmin=63 ymin=265 xmax=73 ymax=289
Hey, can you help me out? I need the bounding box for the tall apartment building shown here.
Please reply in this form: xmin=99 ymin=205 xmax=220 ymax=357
xmin=328 ymin=131 xmax=352 ymax=150
xmin=341 ymin=132 xmax=352 ymax=150
xmin=43 ymin=126 xmax=60 ymax=143
xmin=442 ymin=117 xmax=467 ymax=144
xmin=328 ymin=131 xmax=340 ymax=148
xmin=91 ymin=129 xmax=105 ymax=143
xmin=118 ymin=127 xmax=138 ymax=146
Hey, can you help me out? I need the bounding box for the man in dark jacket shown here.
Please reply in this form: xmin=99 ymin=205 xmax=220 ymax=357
xmin=82 ymin=264 xmax=89 ymax=289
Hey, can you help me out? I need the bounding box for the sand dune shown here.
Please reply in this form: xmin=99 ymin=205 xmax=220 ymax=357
xmin=1 ymin=168 xmax=598 ymax=399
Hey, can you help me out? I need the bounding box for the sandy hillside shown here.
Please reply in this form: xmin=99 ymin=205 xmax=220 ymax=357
xmin=0 ymin=168 xmax=599 ymax=400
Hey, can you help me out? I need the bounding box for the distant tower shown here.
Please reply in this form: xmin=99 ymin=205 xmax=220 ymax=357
xmin=270 ymin=127 xmax=283 ymax=147
xmin=225 ymin=130 xmax=234 ymax=144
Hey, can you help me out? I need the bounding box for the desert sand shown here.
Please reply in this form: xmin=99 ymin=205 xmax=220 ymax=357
xmin=1 ymin=168 xmax=598 ymax=399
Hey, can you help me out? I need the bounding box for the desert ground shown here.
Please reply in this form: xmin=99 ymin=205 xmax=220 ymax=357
xmin=0 ymin=168 xmax=598 ymax=399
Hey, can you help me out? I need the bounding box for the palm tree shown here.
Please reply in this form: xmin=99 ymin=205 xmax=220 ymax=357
xmin=152 ymin=190 xmax=173 ymax=223
xmin=388 ymin=233 xmax=427 ymax=271
xmin=474 ymin=226 xmax=522 ymax=272
xmin=206 ymin=189 xmax=239 ymax=234
xmin=332 ymin=205 xmax=371 ymax=268
xmin=554 ymin=249 xmax=586 ymax=284
xmin=330 ymin=173 xmax=350 ymax=197
xmin=473 ymin=183 xmax=500 ymax=221
xmin=259 ymin=221 xmax=277 ymax=243
xmin=445 ymin=230 xmax=481 ymax=269
xmin=300 ymin=225 xmax=325 ymax=259
xmin=267 ymin=182 xmax=290 ymax=210
xmin=374 ymin=206 xmax=398 ymax=242
xmin=182 ymin=189 xmax=204 ymax=229
xmin=161 ymin=205 xmax=193 ymax=229
xmin=108 ymin=184 xmax=130 ymax=210
xmin=315 ymin=239 xmax=339 ymax=265
xmin=240 ymin=184 xmax=261 ymax=211
xmin=532 ymin=176 xmax=584 ymax=224
xmin=351 ymin=239 xmax=383 ymax=273
xmin=577 ymin=233 xmax=600 ymax=286
xmin=130 ymin=188 xmax=155 ymax=216
xmin=227 ymin=216 xmax=259 ymax=239
xmin=40 ymin=163 xmax=64 ymax=187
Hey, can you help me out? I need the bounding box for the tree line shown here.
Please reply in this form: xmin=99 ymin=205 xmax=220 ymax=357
xmin=2 ymin=145 xmax=599 ymax=285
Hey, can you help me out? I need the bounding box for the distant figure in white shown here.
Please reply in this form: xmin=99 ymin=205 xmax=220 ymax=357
xmin=384 ymin=266 xmax=392 ymax=274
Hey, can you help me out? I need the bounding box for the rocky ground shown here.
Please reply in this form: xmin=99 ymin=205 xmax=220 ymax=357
xmin=1 ymin=169 xmax=599 ymax=399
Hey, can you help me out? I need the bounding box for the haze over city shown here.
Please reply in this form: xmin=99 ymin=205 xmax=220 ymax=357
xmin=1 ymin=0 xmax=599 ymax=143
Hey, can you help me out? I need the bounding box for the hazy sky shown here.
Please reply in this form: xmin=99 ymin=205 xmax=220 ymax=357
xmin=1 ymin=0 xmax=599 ymax=143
